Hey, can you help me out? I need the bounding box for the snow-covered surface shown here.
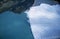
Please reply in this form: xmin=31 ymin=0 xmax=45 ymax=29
xmin=27 ymin=3 xmax=60 ymax=39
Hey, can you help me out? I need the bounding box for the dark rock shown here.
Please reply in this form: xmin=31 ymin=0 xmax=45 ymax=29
xmin=0 ymin=0 xmax=34 ymax=14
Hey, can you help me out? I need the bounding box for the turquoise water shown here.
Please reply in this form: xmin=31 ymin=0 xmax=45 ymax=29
xmin=0 ymin=11 xmax=34 ymax=39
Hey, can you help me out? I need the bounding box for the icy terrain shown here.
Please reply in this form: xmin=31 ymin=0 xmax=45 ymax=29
xmin=28 ymin=3 xmax=60 ymax=39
